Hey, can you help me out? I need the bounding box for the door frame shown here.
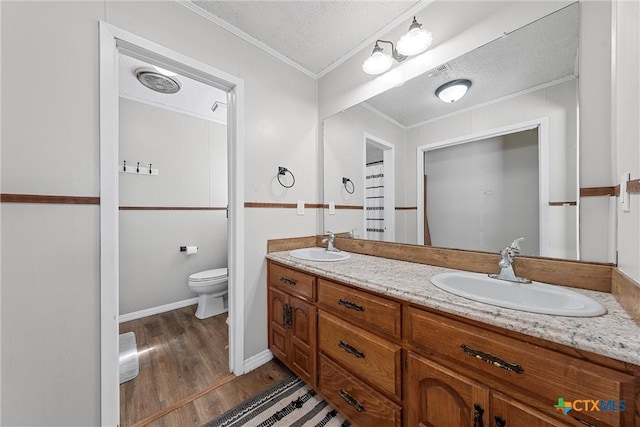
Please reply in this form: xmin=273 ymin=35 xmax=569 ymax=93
xmin=99 ymin=22 xmax=245 ymax=426
xmin=415 ymin=118 xmax=551 ymax=255
xmin=363 ymin=133 xmax=395 ymax=241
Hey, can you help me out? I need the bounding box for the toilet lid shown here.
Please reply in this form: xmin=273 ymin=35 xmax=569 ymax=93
xmin=189 ymin=268 xmax=228 ymax=282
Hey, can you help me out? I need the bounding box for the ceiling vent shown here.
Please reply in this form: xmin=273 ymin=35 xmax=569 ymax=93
xmin=427 ymin=63 xmax=451 ymax=77
xmin=135 ymin=68 xmax=181 ymax=94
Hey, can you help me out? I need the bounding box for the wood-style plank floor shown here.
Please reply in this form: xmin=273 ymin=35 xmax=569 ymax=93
xmin=119 ymin=305 xmax=291 ymax=427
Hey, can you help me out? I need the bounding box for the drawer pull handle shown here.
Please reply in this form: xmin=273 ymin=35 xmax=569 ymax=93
xmin=338 ymin=299 xmax=365 ymax=312
xmin=474 ymin=404 xmax=484 ymax=427
xmin=338 ymin=340 xmax=365 ymax=359
xmin=461 ymin=344 xmax=524 ymax=374
xmin=280 ymin=276 xmax=297 ymax=286
xmin=494 ymin=416 xmax=506 ymax=427
xmin=338 ymin=389 xmax=365 ymax=413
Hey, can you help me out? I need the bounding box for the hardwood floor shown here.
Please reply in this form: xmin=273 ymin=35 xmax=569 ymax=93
xmin=119 ymin=305 xmax=291 ymax=427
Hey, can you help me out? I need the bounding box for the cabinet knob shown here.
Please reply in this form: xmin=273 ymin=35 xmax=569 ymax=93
xmin=494 ymin=416 xmax=506 ymax=427
xmin=473 ymin=404 xmax=484 ymax=427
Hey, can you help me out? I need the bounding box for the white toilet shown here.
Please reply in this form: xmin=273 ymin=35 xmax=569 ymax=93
xmin=187 ymin=268 xmax=228 ymax=319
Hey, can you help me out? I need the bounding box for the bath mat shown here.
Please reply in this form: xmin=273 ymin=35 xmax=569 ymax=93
xmin=119 ymin=331 xmax=139 ymax=384
xmin=202 ymin=375 xmax=350 ymax=427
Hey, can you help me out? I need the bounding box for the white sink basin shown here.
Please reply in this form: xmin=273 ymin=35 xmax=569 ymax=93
xmin=289 ymin=247 xmax=351 ymax=262
xmin=430 ymin=272 xmax=606 ymax=317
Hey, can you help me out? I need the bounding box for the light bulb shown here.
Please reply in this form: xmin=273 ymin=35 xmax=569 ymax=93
xmin=362 ymin=48 xmax=393 ymax=75
xmin=397 ymin=18 xmax=432 ymax=56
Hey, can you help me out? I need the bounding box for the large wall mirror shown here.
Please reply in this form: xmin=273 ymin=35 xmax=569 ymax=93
xmin=323 ymin=2 xmax=610 ymax=262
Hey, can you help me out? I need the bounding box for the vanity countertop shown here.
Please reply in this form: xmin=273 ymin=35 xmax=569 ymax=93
xmin=266 ymin=249 xmax=640 ymax=366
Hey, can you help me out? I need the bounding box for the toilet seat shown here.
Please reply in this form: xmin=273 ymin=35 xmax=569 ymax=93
xmin=189 ymin=268 xmax=228 ymax=282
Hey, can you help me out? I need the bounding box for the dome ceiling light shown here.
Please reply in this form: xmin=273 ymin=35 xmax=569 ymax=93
xmin=435 ymin=79 xmax=472 ymax=103
xmin=362 ymin=16 xmax=432 ymax=75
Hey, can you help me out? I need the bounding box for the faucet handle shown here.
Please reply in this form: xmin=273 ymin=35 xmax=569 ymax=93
xmin=509 ymin=237 xmax=525 ymax=254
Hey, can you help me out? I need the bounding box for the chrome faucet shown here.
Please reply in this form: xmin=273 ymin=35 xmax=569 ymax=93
xmin=488 ymin=238 xmax=531 ymax=284
xmin=322 ymin=231 xmax=340 ymax=252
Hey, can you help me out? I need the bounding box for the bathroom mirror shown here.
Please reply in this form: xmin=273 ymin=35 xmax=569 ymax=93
xmin=323 ymin=2 xmax=603 ymax=261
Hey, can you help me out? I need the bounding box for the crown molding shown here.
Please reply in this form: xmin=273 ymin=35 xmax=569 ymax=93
xmin=360 ymin=102 xmax=408 ymax=130
xmin=176 ymin=0 xmax=318 ymax=79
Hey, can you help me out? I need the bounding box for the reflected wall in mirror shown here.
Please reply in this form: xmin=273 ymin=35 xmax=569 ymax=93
xmin=323 ymin=2 xmax=593 ymax=260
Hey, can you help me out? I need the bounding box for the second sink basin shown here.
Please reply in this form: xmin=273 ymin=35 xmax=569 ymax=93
xmin=289 ymin=247 xmax=351 ymax=262
xmin=430 ymin=272 xmax=606 ymax=317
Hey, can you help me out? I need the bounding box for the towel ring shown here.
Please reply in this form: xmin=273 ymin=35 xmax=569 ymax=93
xmin=342 ymin=177 xmax=355 ymax=194
xmin=278 ymin=167 xmax=295 ymax=188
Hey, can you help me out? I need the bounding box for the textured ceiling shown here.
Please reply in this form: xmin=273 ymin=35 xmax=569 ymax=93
xmin=118 ymin=54 xmax=227 ymax=124
xmin=192 ymin=0 xmax=422 ymax=75
xmin=364 ymin=3 xmax=579 ymax=127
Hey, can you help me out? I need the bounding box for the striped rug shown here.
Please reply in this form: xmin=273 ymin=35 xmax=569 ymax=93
xmin=202 ymin=376 xmax=350 ymax=427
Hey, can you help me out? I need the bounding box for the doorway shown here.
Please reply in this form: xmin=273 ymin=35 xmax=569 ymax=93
xmin=99 ymin=23 xmax=245 ymax=426
xmin=363 ymin=133 xmax=395 ymax=241
xmin=416 ymin=118 xmax=551 ymax=256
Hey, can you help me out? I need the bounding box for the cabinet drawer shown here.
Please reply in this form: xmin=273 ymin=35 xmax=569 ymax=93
xmin=318 ymin=311 xmax=401 ymax=398
xmin=318 ymin=279 xmax=401 ymax=338
xmin=319 ymin=355 xmax=401 ymax=427
xmin=269 ymin=263 xmax=316 ymax=301
xmin=406 ymin=307 xmax=635 ymax=427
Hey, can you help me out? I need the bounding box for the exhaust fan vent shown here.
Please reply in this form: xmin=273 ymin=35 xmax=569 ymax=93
xmin=135 ymin=69 xmax=181 ymax=94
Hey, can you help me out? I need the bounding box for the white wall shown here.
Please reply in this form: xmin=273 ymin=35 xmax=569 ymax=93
xmin=613 ymin=0 xmax=640 ymax=282
xmin=579 ymin=1 xmax=614 ymax=262
xmin=118 ymin=98 xmax=228 ymax=315
xmin=424 ymin=132 xmax=540 ymax=255
xmin=323 ymin=104 xmax=406 ymax=239
xmin=1 ymin=1 xmax=317 ymax=425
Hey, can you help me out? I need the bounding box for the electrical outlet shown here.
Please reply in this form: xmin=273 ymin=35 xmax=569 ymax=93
xmin=329 ymin=201 xmax=336 ymax=215
xmin=297 ymin=200 xmax=304 ymax=215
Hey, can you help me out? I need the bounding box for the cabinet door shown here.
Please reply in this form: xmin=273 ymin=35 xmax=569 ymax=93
xmin=491 ymin=392 xmax=573 ymax=427
xmin=268 ymin=287 xmax=289 ymax=363
xmin=289 ymin=295 xmax=317 ymax=386
xmin=406 ymin=351 xmax=489 ymax=427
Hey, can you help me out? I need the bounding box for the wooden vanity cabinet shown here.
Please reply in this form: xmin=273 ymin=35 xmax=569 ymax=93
xmin=266 ymin=260 xmax=638 ymax=427
xmin=317 ymin=278 xmax=403 ymax=426
xmin=405 ymin=306 xmax=636 ymax=427
xmin=267 ymin=264 xmax=317 ymax=387
xmin=406 ymin=351 xmax=576 ymax=427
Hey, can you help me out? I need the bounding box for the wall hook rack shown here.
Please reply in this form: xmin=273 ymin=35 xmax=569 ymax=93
xmin=342 ymin=177 xmax=355 ymax=194
xmin=120 ymin=160 xmax=159 ymax=176
xmin=277 ymin=166 xmax=295 ymax=188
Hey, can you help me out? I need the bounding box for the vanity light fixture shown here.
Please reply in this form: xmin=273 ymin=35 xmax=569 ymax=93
xmin=362 ymin=16 xmax=432 ymax=75
xmin=435 ymin=79 xmax=472 ymax=103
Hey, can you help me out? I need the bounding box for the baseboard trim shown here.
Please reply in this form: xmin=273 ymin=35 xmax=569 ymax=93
xmin=119 ymin=297 xmax=199 ymax=323
xmin=244 ymin=349 xmax=273 ymax=373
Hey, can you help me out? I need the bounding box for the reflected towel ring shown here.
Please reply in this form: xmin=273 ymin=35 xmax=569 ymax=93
xmin=278 ymin=166 xmax=295 ymax=188
xmin=342 ymin=177 xmax=355 ymax=194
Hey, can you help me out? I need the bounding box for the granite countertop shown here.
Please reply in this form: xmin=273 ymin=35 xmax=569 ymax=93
xmin=266 ymin=249 xmax=640 ymax=366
